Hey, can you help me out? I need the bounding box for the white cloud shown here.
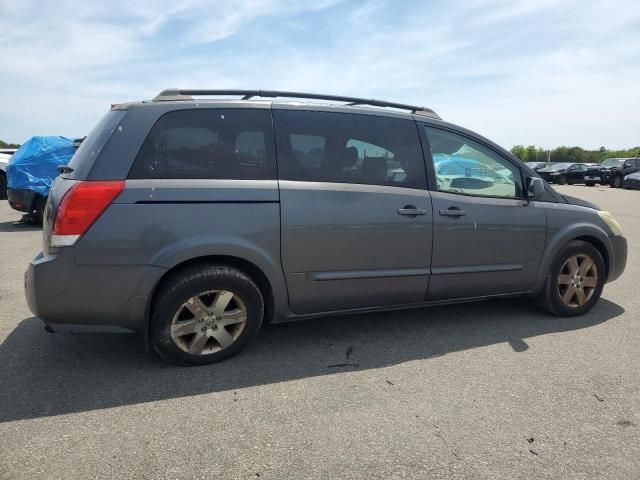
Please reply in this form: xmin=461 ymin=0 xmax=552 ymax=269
xmin=0 ymin=0 xmax=639 ymax=149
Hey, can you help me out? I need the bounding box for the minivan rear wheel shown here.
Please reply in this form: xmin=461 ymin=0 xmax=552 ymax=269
xmin=537 ymin=240 xmax=605 ymax=317
xmin=150 ymin=265 xmax=264 ymax=365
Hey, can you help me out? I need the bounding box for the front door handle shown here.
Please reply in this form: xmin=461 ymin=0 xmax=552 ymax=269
xmin=439 ymin=207 xmax=466 ymax=217
xmin=398 ymin=205 xmax=427 ymax=216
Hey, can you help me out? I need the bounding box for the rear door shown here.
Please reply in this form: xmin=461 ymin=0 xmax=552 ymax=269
xmin=275 ymin=109 xmax=432 ymax=314
xmin=568 ymin=163 xmax=586 ymax=182
xmin=421 ymin=125 xmax=547 ymax=301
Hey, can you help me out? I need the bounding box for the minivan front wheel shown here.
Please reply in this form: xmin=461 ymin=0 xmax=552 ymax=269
xmin=537 ymin=241 xmax=605 ymax=317
xmin=150 ymin=266 xmax=264 ymax=365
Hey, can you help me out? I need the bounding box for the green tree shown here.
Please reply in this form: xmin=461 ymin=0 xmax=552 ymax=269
xmin=510 ymin=145 xmax=640 ymax=164
xmin=510 ymin=145 xmax=526 ymax=160
xmin=525 ymin=145 xmax=538 ymax=162
xmin=0 ymin=140 xmax=20 ymax=149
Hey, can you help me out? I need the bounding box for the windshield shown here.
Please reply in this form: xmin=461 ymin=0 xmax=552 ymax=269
xmin=546 ymin=163 xmax=571 ymax=171
xmin=600 ymin=158 xmax=625 ymax=167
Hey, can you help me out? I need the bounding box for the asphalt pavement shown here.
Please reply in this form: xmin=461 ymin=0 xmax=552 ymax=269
xmin=0 ymin=184 xmax=638 ymax=479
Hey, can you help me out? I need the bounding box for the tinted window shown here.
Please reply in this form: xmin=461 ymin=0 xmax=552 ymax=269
xmin=128 ymin=109 xmax=276 ymax=180
xmin=274 ymin=110 xmax=426 ymax=188
xmin=66 ymin=110 xmax=128 ymax=179
xmin=424 ymin=126 xmax=522 ymax=198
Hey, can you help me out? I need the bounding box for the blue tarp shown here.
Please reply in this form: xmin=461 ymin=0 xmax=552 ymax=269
xmin=6 ymin=136 xmax=74 ymax=196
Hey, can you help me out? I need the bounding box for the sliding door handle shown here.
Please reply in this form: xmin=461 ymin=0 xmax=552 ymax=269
xmin=439 ymin=207 xmax=466 ymax=217
xmin=398 ymin=206 xmax=427 ymax=216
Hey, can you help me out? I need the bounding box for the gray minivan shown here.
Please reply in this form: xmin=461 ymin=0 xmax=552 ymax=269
xmin=25 ymin=90 xmax=627 ymax=365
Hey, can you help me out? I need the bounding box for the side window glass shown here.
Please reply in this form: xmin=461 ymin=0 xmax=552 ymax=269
xmin=128 ymin=109 xmax=276 ymax=180
xmin=274 ymin=110 xmax=426 ymax=188
xmin=290 ymin=134 xmax=326 ymax=172
xmin=424 ymin=126 xmax=522 ymax=198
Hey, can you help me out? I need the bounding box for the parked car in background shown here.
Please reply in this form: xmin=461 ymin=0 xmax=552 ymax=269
xmin=597 ymin=157 xmax=640 ymax=188
xmin=6 ymin=136 xmax=75 ymax=222
xmin=526 ymin=161 xmax=553 ymax=172
xmin=24 ymin=89 xmax=627 ymax=365
xmin=585 ymin=158 xmax=627 ymax=186
xmin=0 ymin=148 xmax=17 ymax=200
xmin=537 ymin=162 xmax=587 ymax=184
xmin=623 ymin=171 xmax=640 ymax=190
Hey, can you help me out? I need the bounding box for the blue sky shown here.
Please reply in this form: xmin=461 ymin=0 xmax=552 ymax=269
xmin=1 ymin=0 xmax=639 ymax=148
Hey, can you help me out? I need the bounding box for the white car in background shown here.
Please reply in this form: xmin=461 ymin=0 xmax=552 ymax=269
xmin=0 ymin=149 xmax=17 ymax=200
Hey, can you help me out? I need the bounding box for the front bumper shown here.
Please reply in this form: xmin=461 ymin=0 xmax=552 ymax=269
xmin=600 ymin=171 xmax=614 ymax=184
xmin=7 ymin=188 xmax=41 ymax=213
xmin=607 ymin=236 xmax=627 ymax=283
xmin=25 ymin=249 xmax=165 ymax=334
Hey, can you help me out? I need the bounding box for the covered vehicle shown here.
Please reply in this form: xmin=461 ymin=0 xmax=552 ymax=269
xmin=6 ymin=136 xmax=74 ymax=221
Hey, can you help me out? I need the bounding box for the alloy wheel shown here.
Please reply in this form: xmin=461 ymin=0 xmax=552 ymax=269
xmin=170 ymin=290 xmax=247 ymax=355
xmin=557 ymin=254 xmax=598 ymax=308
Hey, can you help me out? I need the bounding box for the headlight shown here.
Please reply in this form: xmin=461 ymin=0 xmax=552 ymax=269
xmin=598 ymin=211 xmax=623 ymax=236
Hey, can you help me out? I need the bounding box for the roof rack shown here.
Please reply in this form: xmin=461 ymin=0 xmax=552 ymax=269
xmin=152 ymin=89 xmax=441 ymax=119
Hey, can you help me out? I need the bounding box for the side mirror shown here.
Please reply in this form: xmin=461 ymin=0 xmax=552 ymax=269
xmin=526 ymin=177 xmax=544 ymax=198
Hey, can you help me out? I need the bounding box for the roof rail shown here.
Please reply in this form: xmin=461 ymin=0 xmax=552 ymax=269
xmin=152 ymin=89 xmax=441 ymax=119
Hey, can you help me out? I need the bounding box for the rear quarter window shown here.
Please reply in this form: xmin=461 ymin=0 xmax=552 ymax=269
xmin=65 ymin=110 xmax=128 ymax=179
xmin=128 ymin=109 xmax=276 ymax=180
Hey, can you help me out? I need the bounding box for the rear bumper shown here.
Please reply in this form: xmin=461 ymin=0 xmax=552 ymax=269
xmin=7 ymin=188 xmax=41 ymax=213
xmin=607 ymin=236 xmax=627 ymax=283
xmin=25 ymin=249 xmax=166 ymax=334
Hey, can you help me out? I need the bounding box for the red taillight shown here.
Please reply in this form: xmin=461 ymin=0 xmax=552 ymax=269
xmin=51 ymin=181 xmax=124 ymax=245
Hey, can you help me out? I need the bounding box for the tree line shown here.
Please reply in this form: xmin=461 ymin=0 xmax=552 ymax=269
xmin=510 ymin=145 xmax=640 ymax=164
xmin=0 ymin=140 xmax=20 ymax=149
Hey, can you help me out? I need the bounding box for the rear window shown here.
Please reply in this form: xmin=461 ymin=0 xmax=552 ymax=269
xmin=65 ymin=110 xmax=128 ymax=178
xmin=128 ymin=109 xmax=276 ymax=180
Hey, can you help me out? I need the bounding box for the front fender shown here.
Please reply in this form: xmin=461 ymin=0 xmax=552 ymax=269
xmin=533 ymin=220 xmax=615 ymax=292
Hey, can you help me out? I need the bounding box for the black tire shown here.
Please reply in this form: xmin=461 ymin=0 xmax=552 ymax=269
xmin=557 ymin=175 xmax=567 ymax=185
xmin=537 ymin=240 xmax=605 ymax=317
xmin=611 ymin=176 xmax=623 ymax=188
xmin=33 ymin=195 xmax=46 ymax=224
xmin=585 ymin=182 xmax=594 ymax=187
xmin=0 ymin=172 xmax=6 ymax=200
xmin=150 ymin=265 xmax=264 ymax=365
